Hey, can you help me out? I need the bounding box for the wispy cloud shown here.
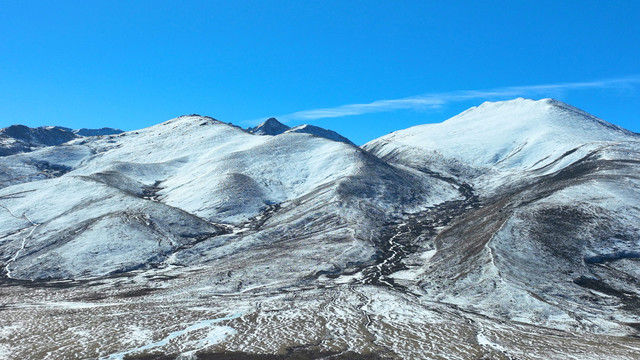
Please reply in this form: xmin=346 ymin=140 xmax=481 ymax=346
xmin=256 ymin=75 xmax=640 ymax=124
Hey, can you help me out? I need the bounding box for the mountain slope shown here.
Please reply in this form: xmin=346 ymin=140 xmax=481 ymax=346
xmin=399 ymin=142 xmax=640 ymax=333
xmin=0 ymin=144 xmax=91 ymax=189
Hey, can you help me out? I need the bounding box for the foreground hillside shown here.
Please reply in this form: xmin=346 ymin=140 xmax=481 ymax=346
xmin=1 ymin=99 xmax=639 ymax=359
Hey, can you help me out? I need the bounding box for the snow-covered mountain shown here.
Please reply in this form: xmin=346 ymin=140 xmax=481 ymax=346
xmin=0 ymin=125 xmax=78 ymax=156
xmin=1 ymin=99 xmax=639 ymax=360
xmin=0 ymin=115 xmax=457 ymax=280
xmin=365 ymin=98 xmax=640 ymax=332
xmin=364 ymin=97 xmax=639 ymax=191
xmin=0 ymin=124 xmax=123 ymax=157
xmin=248 ymin=117 xmax=354 ymax=144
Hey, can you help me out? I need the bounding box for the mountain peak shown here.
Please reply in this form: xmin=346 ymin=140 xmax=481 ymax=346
xmin=249 ymin=117 xmax=290 ymax=135
xmin=364 ymin=97 xmax=639 ymax=183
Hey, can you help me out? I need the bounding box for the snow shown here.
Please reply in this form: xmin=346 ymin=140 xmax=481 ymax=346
xmin=249 ymin=118 xmax=355 ymax=144
xmin=475 ymin=323 xmax=510 ymax=357
xmin=3 ymin=215 xmax=39 ymax=279
xmin=0 ymin=174 xmax=226 ymax=279
xmin=389 ymin=249 xmax=437 ymax=281
xmin=159 ymin=133 xmax=359 ymax=223
xmin=9 ymin=301 xmax=120 ymax=309
xmin=103 ymin=313 xmax=241 ymax=360
xmin=0 ymin=345 xmax=10 ymax=360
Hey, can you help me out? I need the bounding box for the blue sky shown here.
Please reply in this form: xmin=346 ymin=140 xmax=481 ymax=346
xmin=1 ymin=1 xmax=639 ymax=144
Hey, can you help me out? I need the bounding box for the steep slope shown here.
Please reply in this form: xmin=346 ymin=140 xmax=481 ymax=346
xmin=402 ymin=143 xmax=640 ymax=330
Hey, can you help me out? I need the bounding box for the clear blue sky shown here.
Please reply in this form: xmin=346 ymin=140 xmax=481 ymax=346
xmin=1 ymin=1 xmax=639 ymax=144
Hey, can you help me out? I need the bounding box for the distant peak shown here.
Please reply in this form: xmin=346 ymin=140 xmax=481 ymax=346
xmin=262 ymin=117 xmax=286 ymax=128
xmin=249 ymin=117 xmax=290 ymax=136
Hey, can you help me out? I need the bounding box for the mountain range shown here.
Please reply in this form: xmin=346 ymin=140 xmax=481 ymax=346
xmin=1 ymin=99 xmax=639 ymax=359
xmin=0 ymin=125 xmax=123 ymax=156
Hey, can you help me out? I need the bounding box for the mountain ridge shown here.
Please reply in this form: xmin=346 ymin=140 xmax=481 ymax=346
xmin=1 ymin=98 xmax=639 ymax=359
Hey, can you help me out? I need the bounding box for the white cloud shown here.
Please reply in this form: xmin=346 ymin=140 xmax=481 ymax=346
xmin=262 ymin=75 xmax=640 ymax=124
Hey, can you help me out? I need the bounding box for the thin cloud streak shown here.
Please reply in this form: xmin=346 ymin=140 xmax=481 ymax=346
xmin=272 ymin=75 xmax=640 ymax=123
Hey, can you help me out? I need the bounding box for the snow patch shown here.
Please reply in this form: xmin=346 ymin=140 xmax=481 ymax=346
xmin=103 ymin=313 xmax=241 ymax=360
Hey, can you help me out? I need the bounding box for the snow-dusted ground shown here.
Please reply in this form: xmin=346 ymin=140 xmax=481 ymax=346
xmin=1 ymin=99 xmax=640 ymax=359
xmin=2 ymin=274 xmax=639 ymax=360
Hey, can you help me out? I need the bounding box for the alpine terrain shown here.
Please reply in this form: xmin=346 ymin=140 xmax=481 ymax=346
xmin=1 ymin=98 xmax=639 ymax=359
